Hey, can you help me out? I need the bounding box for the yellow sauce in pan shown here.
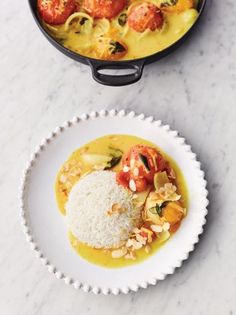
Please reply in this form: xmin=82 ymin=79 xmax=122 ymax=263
xmin=44 ymin=2 xmax=199 ymax=60
xmin=55 ymin=135 xmax=188 ymax=268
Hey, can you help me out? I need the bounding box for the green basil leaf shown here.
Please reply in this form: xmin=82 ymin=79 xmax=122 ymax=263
xmin=149 ymin=201 xmax=170 ymax=216
xmin=139 ymin=153 xmax=150 ymax=171
xmin=109 ymin=40 xmax=126 ymax=54
xmin=155 ymin=204 xmax=162 ymax=215
xmin=104 ymin=156 xmax=122 ymax=170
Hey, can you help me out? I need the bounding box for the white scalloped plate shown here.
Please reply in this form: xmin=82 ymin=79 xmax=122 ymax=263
xmin=20 ymin=110 xmax=208 ymax=295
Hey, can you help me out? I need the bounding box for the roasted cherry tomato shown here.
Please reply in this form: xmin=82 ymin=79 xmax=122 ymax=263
xmin=38 ymin=0 xmax=76 ymax=25
xmin=83 ymin=0 xmax=127 ymax=19
xmin=124 ymin=144 xmax=168 ymax=183
xmin=117 ymin=144 xmax=169 ymax=192
xmin=128 ymin=2 xmax=164 ymax=33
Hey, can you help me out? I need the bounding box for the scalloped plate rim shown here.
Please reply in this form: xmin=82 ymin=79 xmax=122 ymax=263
xmin=19 ymin=109 xmax=209 ymax=295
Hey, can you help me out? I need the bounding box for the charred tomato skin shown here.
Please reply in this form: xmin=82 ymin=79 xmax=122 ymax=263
xmin=128 ymin=2 xmax=164 ymax=33
xmin=38 ymin=0 xmax=76 ymax=25
xmin=83 ymin=0 xmax=127 ymax=19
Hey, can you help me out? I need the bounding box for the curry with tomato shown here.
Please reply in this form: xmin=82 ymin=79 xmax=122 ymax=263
xmin=38 ymin=0 xmax=200 ymax=60
xmin=55 ymin=135 xmax=188 ymax=268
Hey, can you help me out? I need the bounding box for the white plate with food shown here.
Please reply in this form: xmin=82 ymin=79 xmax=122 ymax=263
xmin=20 ymin=110 xmax=208 ymax=294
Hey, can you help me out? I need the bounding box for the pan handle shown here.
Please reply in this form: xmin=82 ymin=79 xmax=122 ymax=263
xmin=88 ymin=60 xmax=145 ymax=86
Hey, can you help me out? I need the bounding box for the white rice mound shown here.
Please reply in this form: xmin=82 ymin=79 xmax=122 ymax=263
xmin=66 ymin=170 xmax=141 ymax=249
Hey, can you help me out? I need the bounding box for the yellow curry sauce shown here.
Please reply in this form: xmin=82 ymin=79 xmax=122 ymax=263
xmin=44 ymin=1 xmax=198 ymax=60
xmin=55 ymin=135 xmax=188 ymax=268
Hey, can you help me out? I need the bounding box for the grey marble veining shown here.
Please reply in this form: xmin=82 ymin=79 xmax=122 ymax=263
xmin=0 ymin=0 xmax=236 ymax=314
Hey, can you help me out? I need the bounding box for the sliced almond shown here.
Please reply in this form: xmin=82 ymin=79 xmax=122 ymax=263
xmin=151 ymin=225 xmax=163 ymax=233
xmin=132 ymin=240 xmax=143 ymax=250
xmin=133 ymin=227 xmax=141 ymax=234
xmin=169 ymin=168 xmax=176 ymax=179
xmin=126 ymin=239 xmax=135 ymax=248
xmin=123 ymin=165 xmax=130 ymax=172
xmin=125 ymin=251 xmax=136 ymax=260
xmin=133 ymin=167 xmax=139 ymax=177
xmin=130 ymin=158 xmax=135 ymax=169
xmin=129 ymin=179 xmax=136 ymax=192
xmin=136 ymin=234 xmax=147 ymax=245
xmin=162 ymin=222 xmax=170 ymax=231
xmin=111 ymin=247 xmax=127 ymax=259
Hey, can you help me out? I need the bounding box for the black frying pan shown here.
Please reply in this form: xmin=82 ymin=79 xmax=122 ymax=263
xmin=28 ymin=0 xmax=207 ymax=86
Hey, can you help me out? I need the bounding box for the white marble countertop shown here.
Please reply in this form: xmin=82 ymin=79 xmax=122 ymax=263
xmin=1 ymin=0 xmax=236 ymax=314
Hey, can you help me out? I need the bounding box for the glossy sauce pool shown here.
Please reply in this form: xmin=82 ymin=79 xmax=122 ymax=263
xmin=55 ymin=135 xmax=188 ymax=268
xmin=45 ymin=7 xmax=198 ymax=60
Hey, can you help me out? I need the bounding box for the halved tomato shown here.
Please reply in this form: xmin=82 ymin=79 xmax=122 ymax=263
xmin=83 ymin=0 xmax=127 ymax=19
xmin=117 ymin=144 xmax=170 ymax=192
xmin=125 ymin=144 xmax=168 ymax=184
xmin=38 ymin=0 xmax=76 ymax=25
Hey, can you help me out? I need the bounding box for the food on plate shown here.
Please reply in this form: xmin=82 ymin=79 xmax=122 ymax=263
xmin=55 ymin=135 xmax=188 ymax=268
xmin=116 ymin=144 xmax=171 ymax=192
xmin=38 ymin=0 xmax=199 ymax=60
